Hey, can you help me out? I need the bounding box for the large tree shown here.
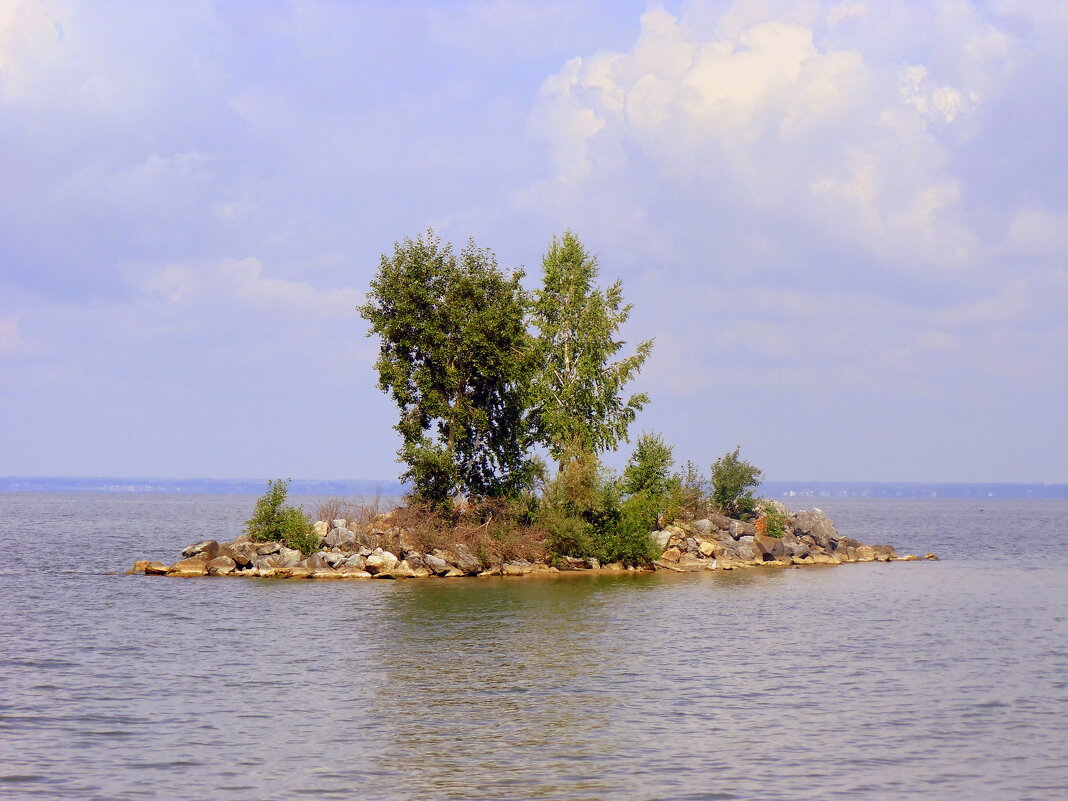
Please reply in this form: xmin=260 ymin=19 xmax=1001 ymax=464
xmin=359 ymin=230 xmax=536 ymax=509
xmin=530 ymin=231 xmax=653 ymax=465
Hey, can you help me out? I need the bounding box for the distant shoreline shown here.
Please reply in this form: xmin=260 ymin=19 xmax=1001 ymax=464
xmin=1 ymin=476 xmax=1065 ymax=499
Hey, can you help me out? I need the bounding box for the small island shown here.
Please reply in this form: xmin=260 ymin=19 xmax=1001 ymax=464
xmin=131 ymin=231 xmax=933 ymax=580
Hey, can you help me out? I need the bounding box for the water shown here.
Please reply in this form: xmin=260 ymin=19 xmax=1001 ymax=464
xmin=1 ymin=495 xmax=1065 ymax=800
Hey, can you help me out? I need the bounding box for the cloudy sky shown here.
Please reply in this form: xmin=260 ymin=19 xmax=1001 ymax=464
xmin=2 ymin=0 xmax=1065 ymax=483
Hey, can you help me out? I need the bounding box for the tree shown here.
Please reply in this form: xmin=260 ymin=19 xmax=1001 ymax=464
xmin=621 ymin=432 xmax=674 ymax=498
xmin=529 ymin=232 xmax=653 ymax=465
xmin=711 ymin=447 xmax=763 ymax=519
xmin=359 ymin=231 xmax=537 ymax=511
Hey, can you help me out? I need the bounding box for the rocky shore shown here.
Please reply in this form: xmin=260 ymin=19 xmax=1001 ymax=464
xmin=128 ymin=505 xmax=935 ymax=579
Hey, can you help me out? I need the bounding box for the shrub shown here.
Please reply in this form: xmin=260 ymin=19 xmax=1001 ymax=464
xmin=245 ymin=478 xmax=321 ymax=555
xmin=711 ymin=447 xmax=763 ymax=519
xmin=593 ymin=492 xmax=659 ymax=566
xmin=757 ymin=501 xmax=788 ymax=538
xmin=279 ymin=506 xmax=320 ymax=555
xmin=538 ymin=449 xmax=620 ymax=560
xmin=245 ymin=478 xmax=292 ymax=542
xmin=622 ymin=433 xmax=674 ymax=498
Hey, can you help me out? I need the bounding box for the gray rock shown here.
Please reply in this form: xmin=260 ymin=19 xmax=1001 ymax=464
xmin=181 ymin=540 xmax=219 ymax=559
xmin=254 ymin=540 xmax=281 ymax=555
xmin=650 ymin=530 xmax=672 ymax=549
xmin=793 ymin=508 xmax=838 ymax=550
xmin=341 ymin=554 xmax=367 ymax=570
xmin=331 ymin=519 xmax=348 ymax=530
xmin=277 ymin=547 xmax=302 ymax=567
xmin=313 ymin=520 xmax=329 ymax=538
xmin=708 ymin=512 xmax=733 ymax=530
xmin=424 ymin=554 xmax=451 ymax=575
xmin=365 ymin=550 xmax=399 ymax=575
xmin=691 ymin=519 xmax=712 ymax=535
xmin=225 ymin=541 xmax=258 ymax=567
xmin=324 ymin=527 xmax=357 ymax=549
xmin=439 ymin=543 xmax=482 ymax=575
xmin=206 ymin=555 xmax=237 ymax=575
xmin=322 ymin=550 xmax=348 ymax=567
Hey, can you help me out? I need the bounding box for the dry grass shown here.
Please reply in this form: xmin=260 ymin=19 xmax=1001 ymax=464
xmin=385 ymin=501 xmax=547 ymax=564
xmin=312 ymin=489 xmax=393 ymax=528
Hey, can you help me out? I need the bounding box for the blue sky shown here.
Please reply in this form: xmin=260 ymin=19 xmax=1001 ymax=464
xmin=1 ymin=0 xmax=1065 ymax=483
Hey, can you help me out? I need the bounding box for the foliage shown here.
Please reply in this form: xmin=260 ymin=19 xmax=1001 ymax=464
xmin=664 ymin=460 xmax=708 ymax=523
xmin=529 ymin=231 xmax=653 ymax=464
xmin=621 ymin=432 xmax=674 ymax=498
xmin=278 ymin=506 xmax=320 ymax=555
xmin=359 ymin=230 xmax=537 ymax=513
xmin=595 ymin=492 xmax=660 ymax=566
xmin=757 ymin=501 xmax=788 ymax=538
xmin=246 ymin=479 xmax=321 ymax=555
xmin=711 ymin=447 xmax=763 ymax=519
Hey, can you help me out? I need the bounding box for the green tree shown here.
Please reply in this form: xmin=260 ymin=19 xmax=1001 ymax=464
xmin=245 ymin=478 xmax=321 ymax=555
xmin=529 ymin=232 xmax=653 ymax=465
xmin=621 ymin=432 xmax=674 ymax=498
xmin=359 ymin=230 xmax=536 ymax=512
xmin=711 ymin=447 xmax=763 ymax=519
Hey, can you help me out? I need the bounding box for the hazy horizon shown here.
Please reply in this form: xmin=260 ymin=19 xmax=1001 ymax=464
xmin=2 ymin=1 xmax=1065 ymax=483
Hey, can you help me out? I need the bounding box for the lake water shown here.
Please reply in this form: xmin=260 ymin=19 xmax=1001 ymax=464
xmin=1 ymin=494 xmax=1066 ymax=800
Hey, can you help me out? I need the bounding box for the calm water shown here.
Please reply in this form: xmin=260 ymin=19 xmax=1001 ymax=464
xmin=1 ymin=494 xmax=1066 ymax=801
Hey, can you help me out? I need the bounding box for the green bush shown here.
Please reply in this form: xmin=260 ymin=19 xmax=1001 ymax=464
xmin=622 ymin=433 xmax=674 ymax=498
xmin=711 ymin=447 xmax=763 ymax=519
xmin=758 ymin=501 xmax=787 ymax=538
xmin=245 ymin=478 xmax=321 ymax=555
xmin=593 ymin=492 xmax=659 ymax=566
xmin=279 ymin=505 xmax=320 ymax=555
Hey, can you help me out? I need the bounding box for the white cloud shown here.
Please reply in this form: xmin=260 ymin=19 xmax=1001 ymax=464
xmin=138 ymin=259 xmax=363 ymax=318
xmin=0 ymin=0 xmax=65 ymax=101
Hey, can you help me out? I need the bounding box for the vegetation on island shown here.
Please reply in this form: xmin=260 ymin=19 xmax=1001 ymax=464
xmin=245 ymin=478 xmax=320 ymax=555
xmin=339 ymin=229 xmax=776 ymax=566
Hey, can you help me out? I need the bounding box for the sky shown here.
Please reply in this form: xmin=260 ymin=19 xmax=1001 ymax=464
xmin=1 ymin=0 xmax=1066 ymax=484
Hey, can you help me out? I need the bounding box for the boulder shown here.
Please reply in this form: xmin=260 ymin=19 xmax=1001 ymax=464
xmin=321 ymin=550 xmax=347 ymax=567
xmin=206 ymin=555 xmax=237 ymax=575
xmin=224 ymin=541 xmax=258 ymax=567
xmin=873 ymin=545 xmax=897 ymax=561
xmin=341 ymin=554 xmax=367 ymax=570
xmin=335 ymin=567 xmax=373 ymax=578
xmin=659 ymin=547 xmax=682 ymax=563
xmin=793 ymin=508 xmax=838 ymax=550
xmin=502 ymin=561 xmax=534 ymax=576
xmin=690 ymin=519 xmax=712 ymax=535
xmin=424 ymin=554 xmax=451 ymax=576
xmin=924 ymin=552 xmax=939 ymax=561
xmin=365 ymin=550 xmax=399 ymax=575
xmin=324 ymin=527 xmax=357 ymax=549
xmin=277 ymin=547 xmax=302 ymax=567
xmin=441 ymin=543 xmax=482 ymax=575
xmin=127 ymin=560 xmax=150 ymax=574
xmin=708 ymin=512 xmax=733 ymax=531
xmin=698 ymin=541 xmax=717 ymax=558
xmin=301 ymin=553 xmax=331 ymax=571
xmin=181 ymin=540 xmax=220 ymax=560
xmin=254 ymin=540 xmax=281 ymax=555
xmin=676 ymin=554 xmax=706 ymax=571
xmin=331 ymin=518 xmax=348 ymax=530
xmin=313 ymin=520 xmax=329 ymax=538
xmin=650 ymin=530 xmax=672 ymax=549
xmin=144 ymin=561 xmax=169 ymax=575
xmin=729 ymin=520 xmax=756 ymax=538
xmin=167 ymin=556 xmax=209 ymax=577
xmin=754 ymin=533 xmax=786 ymax=561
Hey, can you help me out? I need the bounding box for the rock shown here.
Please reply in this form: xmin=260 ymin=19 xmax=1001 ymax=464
xmin=167 ymin=556 xmax=209 ymax=577
xmin=254 ymin=541 xmax=281 ymax=555
xmin=331 ymin=518 xmax=347 ymax=530
xmin=684 ymin=537 xmax=699 ymax=553
xmin=603 ymin=562 xmax=624 ymax=571
xmin=924 ymin=552 xmax=939 ymax=561
xmin=127 ymin=560 xmax=150 ymax=574
xmin=443 ymin=568 xmax=465 ymax=577
xmin=423 ymin=554 xmax=451 ymax=575
xmin=650 ymin=530 xmax=672 ymax=549
xmin=479 ymin=565 xmax=504 ymax=576
xmin=440 ymin=543 xmax=482 ymax=575
xmin=660 ymin=547 xmax=682 ymax=563
xmin=873 ymin=545 xmax=896 ymax=562
xmin=365 ymin=550 xmax=399 ymax=575
xmin=676 ymin=554 xmax=705 ymax=571
xmin=587 ymin=557 xmax=600 ymax=570
xmin=252 ymin=554 xmax=282 ymax=570
xmin=143 ymin=561 xmax=169 ymax=575
xmin=502 ymin=561 xmax=533 ymax=576
xmin=277 ymin=547 xmax=302 ymax=567
xmin=181 ymin=540 xmax=220 ymax=560
xmin=754 ymin=533 xmax=786 ymax=561
xmin=287 ymin=566 xmax=313 ymax=579
xmin=698 ymin=541 xmax=717 ymax=557
xmin=301 ymin=553 xmax=331 ymax=571
xmin=793 ymin=508 xmax=838 ymax=550
xmin=324 ymin=527 xmax=357 ymax=549
xmin=224 ymin=541 xmax=258 ymax=567
xmin=335 ymin=567 xmax=373 ymax=578
xmin=206 ymin=555 xmax=237 ymax=575
xmin=313 ymin=520 xmax=329 ymax=538
xmin=390 ymin=560 xmax=418 ymax=578
xmin=708 ymin=512 xmax=733 ymax=530
xmin=729 ymin=520 xmax=756 ymax=537
xmin=559 ymin=556 xmax=587 ymax=570
xmin=895 ymin=553 xmax=921 ymax=561
xmin=690 ymin=519 xmax=712 ymax=535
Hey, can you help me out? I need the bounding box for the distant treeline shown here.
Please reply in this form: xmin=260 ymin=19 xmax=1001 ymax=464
xmin=761 ymin=482 xmax=1068 ymax=499
xmin=2 ymin=477 xmax=1064 ymax=499
xmin=0 ymin=477 xmax=407 ymax=496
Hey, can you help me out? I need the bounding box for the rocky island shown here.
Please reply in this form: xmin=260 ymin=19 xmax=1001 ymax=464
xmin=128 ymin=505 xmax=932 ymax=580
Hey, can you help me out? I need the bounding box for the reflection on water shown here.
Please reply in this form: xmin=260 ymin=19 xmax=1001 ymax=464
xmin=0 ymin=494 xmax=1066 ymax=800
